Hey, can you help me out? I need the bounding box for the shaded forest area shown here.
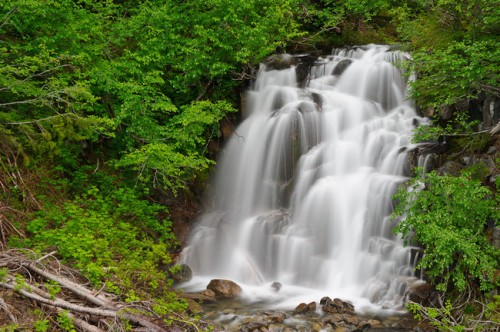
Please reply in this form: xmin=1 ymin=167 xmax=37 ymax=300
xmin=0 ymin=0 xmax=498 ymax=330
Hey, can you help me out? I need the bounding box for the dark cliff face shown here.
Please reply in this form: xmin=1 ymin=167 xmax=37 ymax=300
xmin=416 ymin=94 xmax=499 ymax=177
xmin=419 ymin=96 xmax=500 ymax=131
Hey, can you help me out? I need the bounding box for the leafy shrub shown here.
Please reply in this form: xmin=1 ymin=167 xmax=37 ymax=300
xmin=407 ymin=294 xmax=500 ymax=331
xmin=393 ymin=170 xmax=499 ymax=292
xmin=411 ymin=112 xmax=481 ymax=143
xmin=17 ymin=186 xmax=176 ymax=295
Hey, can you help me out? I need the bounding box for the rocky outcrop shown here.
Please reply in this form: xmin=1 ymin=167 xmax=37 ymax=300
xmin=419 ymin=96 xmax=499 ymax=131
xmin=207 ymin=279 xmax=242 ymax=298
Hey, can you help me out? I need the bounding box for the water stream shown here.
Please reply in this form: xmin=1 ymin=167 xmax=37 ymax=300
xmin=180 ymin=45 xmax=424 ymax=314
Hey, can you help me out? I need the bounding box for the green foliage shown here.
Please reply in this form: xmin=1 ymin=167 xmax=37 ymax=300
xmin=395 ymin=0 xmax=499 ymax=107
xmin=455 ymin=132 xmax=492 ymax=153
xmin=408 ymin=294 xmax=500 ymax=331
xmin=0 ymin=267 xmax=7 ymax=282
xmin=407 ymin=300 xmax=465 ymax=331
xmin=44 ymin=280 xmax=61 ymax=300
xmin=0 ymin=325 xmax=19 ymax=332
xmin=33 ymin=320 xmax=49 ymax=332
xmin=297 ymin=0 xmax=398 ymax=46
xmin=412 ymin=112 xmax=480 ymax=142
xmin=19 ymin=186 xmax=175 ymax=293
xmin=410 ymin=39 xmax=499 ymax=107
xmin=393 ymin=170 xmax=499 ymax=292
xmin=32 ymin=309 xmax=50 ymax=332
xmin=0 ymin=0 xmax=112 ymax=158
xmin=412 ymin=111 xmax=491 ymax=153
xmin=114 ymin=100 xmax=236 ymax=191
xmin=1 ymin=0 xmax=303 ymax=191
xmin=56 ymin=311 xmax=75 ymax=332
xmin=14 ymin=273 xmax=28 ymax=292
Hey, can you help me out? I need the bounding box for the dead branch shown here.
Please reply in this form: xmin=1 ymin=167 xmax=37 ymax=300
xmin=232 ymin=63 xmax=257 ymax=81
xmin=26 ymin=263 xmax=114 ymax=308
xmin=5 ymin=112 xmax=78 ymax=125
xmin=0 ymin=280 xmax=167 ymax=332
xmin=0 ymin=296 xmax=18 ymax=324
xmin=0 ymin=280 xmax=116 ymax=317
xmin=62 ymin=310 xmax=105 ymax=332
xmin=35 ymin=250 xmax=57 ymax=263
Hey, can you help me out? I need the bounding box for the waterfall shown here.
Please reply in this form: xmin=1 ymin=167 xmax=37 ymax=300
xmin=180 ymin=45 xmax=424 ymax=313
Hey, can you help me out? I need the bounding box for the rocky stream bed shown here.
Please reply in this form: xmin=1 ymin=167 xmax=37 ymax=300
xmin=178 ymin=278 xmax=435 ymax=332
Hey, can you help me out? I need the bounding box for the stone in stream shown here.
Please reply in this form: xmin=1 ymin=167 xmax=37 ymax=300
xmin=263 ymin=311 xmax=286 ymax=323
xmin=207 ymin=279 xmax=242 ymax=298
xmin=357 ymin=319 xmax=382 ymax=329
xmin=343 ymin=314 xmax=358 ymax=326
xmin=322 ymin=313 xmax=344 ymax=327
xmin=294 ymin=301 xmax=317 ymax=314
xmin=239 ymin=321 xmax=269 ymax=332
xmin=271 ymin=281 xmax=282 ymax=291
xmin=320 ymin=297 xmax=355 ymax=315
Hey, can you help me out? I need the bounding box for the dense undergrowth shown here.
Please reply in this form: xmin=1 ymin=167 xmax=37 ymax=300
xmin=0 ymin=0 xmax=498 ymax=330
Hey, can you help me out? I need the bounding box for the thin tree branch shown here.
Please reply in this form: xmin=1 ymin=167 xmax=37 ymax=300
xmin=0 ymin=6 xmax=18 ymax=30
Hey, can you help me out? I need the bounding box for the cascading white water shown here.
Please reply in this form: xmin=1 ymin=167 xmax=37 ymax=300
xmin=180 ymin=45 xmax=424 ymax=313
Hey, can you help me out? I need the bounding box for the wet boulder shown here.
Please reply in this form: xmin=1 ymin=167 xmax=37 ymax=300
xmin=294 ymin=301 xmax=316 ymax=314
xmin=207 ymin=279 xmax=242 ymax=298
xmin=239 ymin=321 xmax=268 ymax=332
xmin=358 ymin=319 xmax=382 ymax=329
xmin=320 ymin=297 xmax=355 ymax=315
xmin=322 ymin=313 xmax=344 ymax=328
xmin=170 ymin=264 xmax=192 ymax=284
xmin=332 ymin=59 xmax=353 ymax=76
xmin=263 ymin=311 xmax=286 ymax=324
xmin=271 ymin=281 xmax=282 ymax=292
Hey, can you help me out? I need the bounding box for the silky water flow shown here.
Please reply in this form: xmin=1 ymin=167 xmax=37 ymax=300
xmin=180 ymin=45 xmax=425 ymax=314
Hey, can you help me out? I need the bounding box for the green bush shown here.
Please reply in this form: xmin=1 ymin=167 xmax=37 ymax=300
xmin=17 ymin=186 xmax=176 ymax=295
xmin=393 ymin=170 xmax=499 ymax=292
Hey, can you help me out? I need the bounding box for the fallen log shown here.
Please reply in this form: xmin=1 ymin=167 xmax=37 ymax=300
xmin=26 ymin=263 xmax=114 ymax=308
xmin=0 ymin=280 xmax=167 ymax=332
